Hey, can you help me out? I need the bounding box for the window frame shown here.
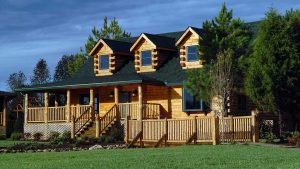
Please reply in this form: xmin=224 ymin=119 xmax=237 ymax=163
xmin=99 ymin=55 xmax=110 ymax=70
xmin=182 ymin=88 xmax=207 ymax=112
xmin=186 ymin=45 xmax=199 ymax=62
xmin=141 ymin=50 xmax=152 ymax=66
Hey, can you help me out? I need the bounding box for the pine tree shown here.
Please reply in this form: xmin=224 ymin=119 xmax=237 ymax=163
xmin=67 ymin=51 xmax=87 ymax=77
xmin=31 ymin=59 xmax=51 ymax=85
xmin=54 ymin=55 xmax=75 ymax=82
xmin=85 ymin=16 xmax=131 ymax=54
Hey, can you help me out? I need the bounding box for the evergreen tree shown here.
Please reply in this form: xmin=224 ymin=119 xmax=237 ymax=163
xmin=54 ymin=55 xmax=74 ymax=81
xmin=245 ymin=9 xmax=300 ymax=131
xmin=67 ymin=51 xmax=87 ymax=77
xmin=7 ymin=71 xmax=27 ymax=92
xmin=31 ymin=59 xmax=51 ymax=85
xmin=85 ymin=16 xmax=131 ymax=54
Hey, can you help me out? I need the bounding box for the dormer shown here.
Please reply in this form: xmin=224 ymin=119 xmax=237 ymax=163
xmin=89 ymin=39 xmax=133 ymax=76
xmin=176 ymin=27 xmax=203 ymax=69
xmin=130 ymin=33 xmax=176 ymax=73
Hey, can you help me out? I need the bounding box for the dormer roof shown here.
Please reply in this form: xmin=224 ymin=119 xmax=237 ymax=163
xmin=130 ymin=33 xmax=176 ymax=52
xmin=89 ymin=38 xmax=133 ymax=56
xmin=175 ymin=27 xmax=204 ymax=46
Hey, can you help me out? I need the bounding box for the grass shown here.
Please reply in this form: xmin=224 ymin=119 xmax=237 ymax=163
xmin=0 ymin=144 xmax=299 ymax=169
xmin=0 ymin=140 xmax=47 ymax=147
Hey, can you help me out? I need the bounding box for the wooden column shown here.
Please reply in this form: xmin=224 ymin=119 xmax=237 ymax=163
xmin=95 ymin=114 xmax=100 ymax=138
xmin=44 ymin=92 xmax=49 ymax=123
xmin=138 ymin=84 xmax=143 ymax=121
xmin=66 ymin=90 xmax=71 ymax=122
xmin=71 ymin=115 xmax=75 ymax=139
xmin=211 ymin=111 xmax=219 ymax=145
xmin=24 ymin=93 xmax=29 ymax=124
xmin=2 ymin=96 xmax=7 ymax=127
xmin=90 ymin=88 xmax=95 ymax=120
xmin=114 ymin=86 xmax=119 ymax=104
xmin=251 ymin=110 xmax=259 ymax=142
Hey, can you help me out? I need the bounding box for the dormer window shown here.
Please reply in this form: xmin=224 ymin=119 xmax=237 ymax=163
xmin=141 ymin=50 xmax=152 ymax=66
xmin=187 ymin=45 xmax=199 ymax=62
xmin=99 ymin=55 xmax=109 ymax=70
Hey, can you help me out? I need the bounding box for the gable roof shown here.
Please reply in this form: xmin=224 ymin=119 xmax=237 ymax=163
xmin=89 ymin=38 xmax=133 ymax=56
xmin=175 ymin=27 xmax=203 ymax=46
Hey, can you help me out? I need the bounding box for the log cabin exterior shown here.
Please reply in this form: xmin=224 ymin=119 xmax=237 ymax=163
xmin=17 ymin=27 xmax=256 ymax=143
xmin=0 ymin=91 xmax=15 ymax=137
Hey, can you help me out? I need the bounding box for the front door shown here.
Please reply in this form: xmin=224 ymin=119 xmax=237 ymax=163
xmin=119 ymin=91 xmax=131 ymax=103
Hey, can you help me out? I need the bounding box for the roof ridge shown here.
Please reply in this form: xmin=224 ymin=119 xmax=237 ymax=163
xmin=102 ymin=38 xmax=134 ymax=44
xmin=143 ymin=32 xmax=176 ymax=40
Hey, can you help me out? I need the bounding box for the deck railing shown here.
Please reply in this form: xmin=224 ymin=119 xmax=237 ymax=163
xmin=99 ymin=104 xmax=118 ymax=134
xmin=118 ymin=103 xmax=160 ymax=119
xmin=48 ymin=106 xmax=67 ymax=122
xmin=0 ymin=112 xmax=3 ymax=126
xmin=28 ymin=107 xmax=45 ymax=122
xmin=71 ymin=105 xmax=90 ymax=119
xmin=73 ymin=106 xmax=92 ymax=136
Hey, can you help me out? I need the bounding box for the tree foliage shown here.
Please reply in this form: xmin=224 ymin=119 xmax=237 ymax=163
xmin=30 ymin=59 xmax=51 ymax=85
xmin=67 ymin=51 xmax=87 ymax=77
xmin=54 ymin=55 xmax=75 ymax=82
xmin=7 ymin=71 xmax=27 ymax=92
xmin=245 ymin=8 xmax=300 ymax=119
xmin=85 ymin=16 xmax=131 ymax=54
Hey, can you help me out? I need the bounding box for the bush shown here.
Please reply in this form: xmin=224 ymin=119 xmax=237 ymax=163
xmin=288 ymin=131 xmax=300 ymax=146
xmin=264 ymin=131 xmax=277 ymax=143
xmin=48 ymin=131 xmax=60 ymax=141
xmin=51 ymin=131 xmax=74 ymax=145
xmin=10 ymin=132 xmax=23 ymax=141
xmin=0 ymin=130 xmax=6 ymax=140
xmin=110 ymin=125 xmax=124 ymax=142
xmin=24 ymin=133 xmax=31 ymax=140
xmin=33 ymin=132 xmax=43 ymax=141
xmin=99 ymin=135 xmax=114 ymax=144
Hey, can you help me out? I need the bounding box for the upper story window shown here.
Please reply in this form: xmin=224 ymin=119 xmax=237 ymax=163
xmin=186 ymin=45 xmax=198 ymax=62
xmin=99 ymin=55 xmax=109 ymax=70
xmin=182 ymin=88 xmax=208 ymax=112
xmin=141 ymin=50 xmax=152 ymax=66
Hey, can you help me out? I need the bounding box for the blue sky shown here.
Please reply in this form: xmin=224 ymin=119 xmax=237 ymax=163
xmin=0 ymin=0 xmax=299 ymax=91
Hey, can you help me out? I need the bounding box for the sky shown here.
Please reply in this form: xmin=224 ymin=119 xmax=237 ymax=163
xmin=0 ymin=0 xmax=300 ymax=91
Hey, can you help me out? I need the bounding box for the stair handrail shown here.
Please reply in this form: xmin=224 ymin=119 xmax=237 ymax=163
xmin=99 ymin=104 xmax=118 ymax=134
xmin=74 ymin=106 xmax=92 ymax=135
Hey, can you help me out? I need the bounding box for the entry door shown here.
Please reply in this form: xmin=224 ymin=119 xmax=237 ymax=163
xmin=119 ymin=91 xmax=131 ymax=103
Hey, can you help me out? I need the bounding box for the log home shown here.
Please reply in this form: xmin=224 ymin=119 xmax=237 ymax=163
xmin=17 ymin=27 xmax=256 ymax=144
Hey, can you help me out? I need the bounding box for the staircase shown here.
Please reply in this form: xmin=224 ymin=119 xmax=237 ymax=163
xmin=73 ymin=104 xmax=119 ymax=138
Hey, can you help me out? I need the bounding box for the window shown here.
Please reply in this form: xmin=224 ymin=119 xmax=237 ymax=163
xmin=182 ymin=88 xmax=208 ymax=111
xmin=186 ymin=45 xmax=199 ymax=62
xmin=141 ymin=50 xmax=152 ymax=66
xmin=99 ymin=55 xmax=109 ymax=70
xmin=79 ymin=94 xmax=90 ymax=105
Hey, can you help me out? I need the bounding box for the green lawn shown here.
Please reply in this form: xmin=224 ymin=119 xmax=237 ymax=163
xmin=0 ymin=144 xmax=299 ymax=169
xmin=0 ymin=140 xmax=47 ymax=147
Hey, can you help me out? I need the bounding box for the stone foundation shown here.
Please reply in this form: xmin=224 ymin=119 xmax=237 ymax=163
xmin=24 ymin=123 xmax=71 ymax=140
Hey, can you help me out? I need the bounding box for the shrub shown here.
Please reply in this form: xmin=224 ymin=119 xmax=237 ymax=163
xmin=51 ymin=131 xmax=74 ymax=145
xmin=33 ymin=132 xmax=43 ymax=141
xmin=10 ymin=132 xmax=23 ymax=141
xmin=24 ymin=133 xmax=32 ymax=140
xmin=265 ymin=131 xmax=277 ymax=143
xmin=0 ymin=130 xmax=6 ymax=140
xmin=110 ymin=125 xmax=124 ymax=142
xmin=48 ymin=131 xmax=60 ymax=141
xmin=99 ymin=135 xmax=114 ymax=144
xmin=288 ymin=131 xmax=300 ymax=146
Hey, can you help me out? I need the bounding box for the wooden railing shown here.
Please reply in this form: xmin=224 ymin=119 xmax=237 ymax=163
xmin=219 ymin=116 xmax=252 ymax=142
xmin=99 ymin=104 xmax=118 ymax=134
xmin=28 ymin=107 xmax=45 ymax=122
xmin=118 ymin=103 xmax=160 ymax=119
xmin=127 ymin=115 xmax=257 ymax=146
xmin=71 ymin=105 xmax=90 ymax=119
xmin=48 ymin=106 xmax=67 ymax=122
xmin=0 ymin=112 xmax=3 ymax=126
xmin=73 ymin=106 xmax=92 ymax=136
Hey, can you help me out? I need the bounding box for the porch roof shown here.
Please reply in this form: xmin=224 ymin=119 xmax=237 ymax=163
xmin=16 ymin=53 xmax=186 ymax=92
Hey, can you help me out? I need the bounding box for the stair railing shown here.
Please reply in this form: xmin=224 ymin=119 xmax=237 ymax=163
xmin=99 ymin=104 xmax=119 ymax=135
xmin=73 ymin=106 xmax=92 ymax=136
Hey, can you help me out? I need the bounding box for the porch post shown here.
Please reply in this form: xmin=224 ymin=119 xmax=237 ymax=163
xmin=3 ymin=96 xmax=7 ymax=127
xmin=90 ymin=88 xmax=95 ymax=120
xmin=114 ymin=86 xmax=119 ymax=104
xmin=24 ymin=93 xmax=28 ymax=124
xmin=44 ymin=92 xmax=49 ymax=123
xmin=66 ymin=90 xmax=71 ymax=122
xmin=138 ymin=84 xmax=143 ymax=121
xmin=251 ymin=110 xmax=259 ymax=143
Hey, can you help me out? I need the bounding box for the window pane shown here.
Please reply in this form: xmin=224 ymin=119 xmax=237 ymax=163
xmin=79 ymin=94 xmax=90 ymax=105
xmin=187 ymin=46 xmax=199 ymax=62
xmin=141 ymin=50 xmax=152 ymax=66
xmin=99 ymin=55 xmax=109 ymax=69
xmin=183 ymin=88 xmax=202 ymax=111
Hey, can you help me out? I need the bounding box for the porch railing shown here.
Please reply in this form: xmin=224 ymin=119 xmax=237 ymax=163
xmin=73 ymin=106 xmax=92 ymax=136
xmin=28 ymin=107 xmax=45 ymax=122
xmin=118 ymin=103 xmax=160 ymax=119
xmin=48 ymin=106 xmax=67 ymax=122
xmin=0 ymin=112 xmax=3 ymax=126
xmin=71 ymin=105 xmax=90 ymax=119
